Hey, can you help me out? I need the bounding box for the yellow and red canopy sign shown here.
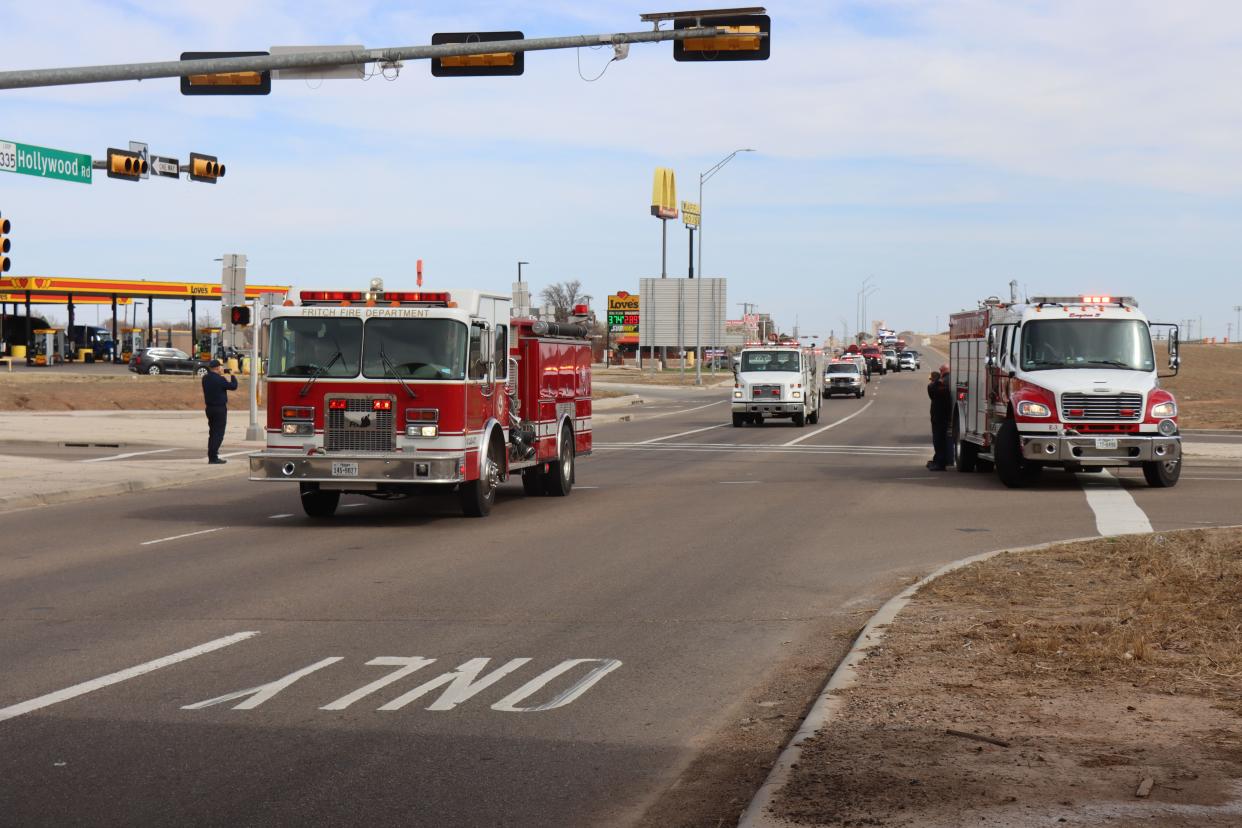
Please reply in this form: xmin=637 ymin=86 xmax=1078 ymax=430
xmin=0 ymin=276 xmax=289 ymax=300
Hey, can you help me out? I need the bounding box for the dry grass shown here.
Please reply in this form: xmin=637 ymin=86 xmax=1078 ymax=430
xmin=1158 ymin=343 xmax=1242 ymax=429
xmin=924 ymin=527 xmax=1242 ymax=712
xmin=593 ymin=365 xmax=732 ymax=386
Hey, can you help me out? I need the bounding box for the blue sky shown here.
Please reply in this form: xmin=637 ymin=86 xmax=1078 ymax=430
xmin=2 ymin=1 xmax=1241 ymax=339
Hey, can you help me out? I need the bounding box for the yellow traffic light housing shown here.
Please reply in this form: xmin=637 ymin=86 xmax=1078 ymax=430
xmin=674 ymin=13 xmax=770 ymax=61
xmin=189 ymin=152 xmax=225 ymax=184
xmin=106 ymin=148 xmax=147 ymax=181
xmin=180 ymin=51 xmax=272 ymax=95
xmin=0 ymin=213 xmax=10 ymax=274
xmin=431 ymin=32 xmax=524 ymax=77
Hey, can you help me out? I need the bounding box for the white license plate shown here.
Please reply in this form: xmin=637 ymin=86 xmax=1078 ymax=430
xmin=331 ymin=462 xmax=359 ymax=477
xmin=1094 ymin=438 xmax=1119 ymax=450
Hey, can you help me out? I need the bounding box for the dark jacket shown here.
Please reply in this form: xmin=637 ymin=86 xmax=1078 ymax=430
xmin=928 ymin=373 xmax=953 ymax=425
xmin=202 ymin=371 xmax=238 ymax=408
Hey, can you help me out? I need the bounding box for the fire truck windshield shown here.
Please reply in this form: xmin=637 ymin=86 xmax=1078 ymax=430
xmin=1020 ymin=319 xmax=1155 ymax=372
xmin=741 ymin=350 xmax=801 ymax=372
xmin=362 ymin=318 xmax=467 ymax=380
xmin=268 ymin=317 xmax=362 ymax=378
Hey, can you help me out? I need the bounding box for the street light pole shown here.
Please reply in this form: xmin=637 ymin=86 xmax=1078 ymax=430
xmin=696 ymin=148 xmax=755 ymax=386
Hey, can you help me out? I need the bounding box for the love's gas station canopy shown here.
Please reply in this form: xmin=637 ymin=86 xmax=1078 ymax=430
xmin=0 ymin=275 xmax=289 ymax=300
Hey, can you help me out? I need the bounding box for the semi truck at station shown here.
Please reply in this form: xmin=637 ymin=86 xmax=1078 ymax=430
xmin=731 ymin=342 xmax=824 ymax=427
xmin=249 ymin=280 xmax=592 ymax=517
xmin=950 ymin=295 xmax=1182 ymax=488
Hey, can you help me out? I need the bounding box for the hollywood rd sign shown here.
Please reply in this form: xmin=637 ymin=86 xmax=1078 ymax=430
xmin=0 ymin=139 xmax=92 ymax=184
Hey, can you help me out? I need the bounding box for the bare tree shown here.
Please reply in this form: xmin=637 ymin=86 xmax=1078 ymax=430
xmin=539 ymin=280 xmax=588 ymax=322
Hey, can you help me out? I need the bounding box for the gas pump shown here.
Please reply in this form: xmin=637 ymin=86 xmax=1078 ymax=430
xmin=119 ymin=328 xmax=145 ymax=361
xmin=29 ymin=328 xmax=65 ymax=366
xmin=198 ymin=327 xmax=222 ymax=360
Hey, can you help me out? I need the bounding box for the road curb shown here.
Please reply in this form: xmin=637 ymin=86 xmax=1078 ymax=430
xmin=737 ymin=534 xmax=1103 ymax=828
xmin=0 ymin=464 xmax=248 ymax=515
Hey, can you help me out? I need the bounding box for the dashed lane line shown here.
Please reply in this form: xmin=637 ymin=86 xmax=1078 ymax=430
xmin=140 ymin=527 xmax=226 ymax=546
xmin=269 ymin=513 xmax=294 ymax=519
xmin=782 ymin=399 xmax=876 ymax=447
xmin=637 ymin=422 xmax=729 ymax=444
xmin=636 ymin=399 xmax=729 ymax=420
xmin=0 ymin=631 xmax=259 ymax=724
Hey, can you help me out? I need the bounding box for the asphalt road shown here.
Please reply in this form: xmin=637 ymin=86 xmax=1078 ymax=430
xmin=2 ymin=370 xmax=1240 ymax=827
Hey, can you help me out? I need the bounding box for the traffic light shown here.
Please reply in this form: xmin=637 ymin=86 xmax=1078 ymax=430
xmin=180 ymin=52 xmax=272 ymax=95
xmin=0 ymin=212 xmax=10 ymax=274
xmin=229 ymin=305 xmax=251 ymax=326
xmin=431 ymin=32 xmax=524 ymax=77
xmin=189 ymin=152 xmax=225 ymax=183
xmin=674 ymin=13 xmax=770 ymax=62
xmin=106 ymin=147 xmax=148 ymax=181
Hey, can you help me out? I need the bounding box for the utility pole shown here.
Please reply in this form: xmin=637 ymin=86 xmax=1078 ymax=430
xmin=1234 ymin=305 xmax=1241 ymax=343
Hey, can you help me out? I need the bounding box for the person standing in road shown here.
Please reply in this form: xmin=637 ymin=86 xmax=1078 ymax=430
xmin=927 ymin=364 xmax=954 ymax=470
xmin=202 ymin=359 xmax=238 ymax=464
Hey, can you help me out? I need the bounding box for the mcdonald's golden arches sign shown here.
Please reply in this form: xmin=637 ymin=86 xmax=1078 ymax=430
xmin=650 ymin=167 xmax=678 ymax=219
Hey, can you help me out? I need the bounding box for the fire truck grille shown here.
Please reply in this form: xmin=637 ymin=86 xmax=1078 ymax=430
xmin=1060 ymin=393 xmax=1144 ymax=421
xmin=752 ymin=385 xmax=781 ymax=400
xmin=325 ymin=396 xmax=395 ymax=452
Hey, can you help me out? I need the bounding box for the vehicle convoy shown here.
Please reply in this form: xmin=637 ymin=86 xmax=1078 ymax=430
xmin=859 ymin=344 xmax=886 ymax=375
xmin=249 ymin=280 xmax=592 ymax=517
xmin=824 ymin=360 xmax=865 ymax=398
xmin=949 ymin=295 xmax=1181 ymax=488
xmin=899 ymin=350 xmax=920 ymax=371
xmin=732 ymin=343 xmax=823 ymax=426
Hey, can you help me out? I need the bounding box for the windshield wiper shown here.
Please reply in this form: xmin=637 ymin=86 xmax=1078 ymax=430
xmin=379 ymin=346 xmax=418 ymax=399
xmin=1082 ymin=360 xmax=1135 ymax=369
xmin=298 ymin=350 xmax=343 ymax=397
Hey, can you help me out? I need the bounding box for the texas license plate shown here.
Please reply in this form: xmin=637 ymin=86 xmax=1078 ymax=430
xmin=331 ymin=462 xmax=358 ymax=477
xmin=1094 ymin=438 xmax=1119 ymax=450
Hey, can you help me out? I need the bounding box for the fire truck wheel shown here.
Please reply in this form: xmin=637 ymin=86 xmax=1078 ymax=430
xmin=461 ymin=443 xmax=503 ymax=516
xmin=521 ymin=468 xmax=544 ymax=495
xmin=751 ymin=415 xmax=763 ymax=426
xmin=954 ymin=418 xmax=978 ymax=472
xmin=1142 ymin=458 xmax=1181 ymax=488
xmin=808 ymin=408 xmax=820 ymax=425
xmin=792 ymin=412 xmax=806 ymax=427
xmin=299 ymin=484 xmax=340 ymax=518
xmin=543 ymin=427 xmax=574 ymax=497
xmin=994 ymin=419 xmax=1040 ymax=488
xmin=732 ymin=413 xmax=745 ymax=427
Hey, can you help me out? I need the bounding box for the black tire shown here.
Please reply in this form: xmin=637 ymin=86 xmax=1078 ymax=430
xmin=299 ymin=483 xmax=340 ymax=518
xmin=976 ymin=459 xmax=995 ymax=473
xmin=994 ymin=419 xmax=1040 ymax=488
xmin=808 ymin=407 xmax=820 ymax=425
xmin=521 ymin=468 xmax=544 ymax=496
xmin=461 ymin=440 xmax=503 ymax=516
xmin=954 ymin=416 xmax=977 ymax=472
xmin=146 ymin=364 xmax=161 ymax=375
xmin=732 ymin=413 xmax=745 ymax=428
xmin=752 ymin=415 xmax=764 ymax=426
xmin=858 ymin=388 xmax=865 ymax=398
xmin=1142 ymin=458 xmax=1181 ymax=488
xmin=792 ymin=412 xmax=806 ymax=427
xmin=543 ymin=426 xmax=574 ymax=497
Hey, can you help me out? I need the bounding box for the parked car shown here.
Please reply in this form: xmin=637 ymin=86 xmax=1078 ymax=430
xmin=899 ymin=350 xmax=920 ymax=370
xmin=824 ymin=361 xmax=866 ymax=398
xmin=128 ymin=347 xmax=212 ymax=376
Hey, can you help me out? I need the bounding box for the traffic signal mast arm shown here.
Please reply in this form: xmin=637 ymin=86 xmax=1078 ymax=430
xmin=0 ymin=25 xmax=760 ymax=91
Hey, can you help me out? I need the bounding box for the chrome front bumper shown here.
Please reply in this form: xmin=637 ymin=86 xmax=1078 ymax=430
xmin=734 ymin=401 xmax=803 ymax=414
xmin=249 ymin=451 xmax=465 ymax=484
xmin=1019 ymin=434 xmax=1181 ymax=464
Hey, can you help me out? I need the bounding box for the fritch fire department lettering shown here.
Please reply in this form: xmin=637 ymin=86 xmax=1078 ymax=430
xmin=181 ymin=656 xmax=622 ymax=712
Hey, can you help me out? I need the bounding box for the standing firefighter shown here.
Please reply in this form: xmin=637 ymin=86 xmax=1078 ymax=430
xmin=202 ymin=359 xmax=238 ymax=464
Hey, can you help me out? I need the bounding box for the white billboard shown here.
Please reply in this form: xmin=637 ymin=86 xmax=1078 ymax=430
xmin=638 ymin=278 xmax=726 ymax=349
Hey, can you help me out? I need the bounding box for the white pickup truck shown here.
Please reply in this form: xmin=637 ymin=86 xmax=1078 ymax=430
xmin=732 ymin=345 xmax=823 ymax=427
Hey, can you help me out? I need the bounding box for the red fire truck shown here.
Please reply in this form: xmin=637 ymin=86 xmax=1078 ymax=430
xmin=949 ymin=295 xmax=1181 ymax=488
xmin=249 ymin=280 xmax=592 ymax=517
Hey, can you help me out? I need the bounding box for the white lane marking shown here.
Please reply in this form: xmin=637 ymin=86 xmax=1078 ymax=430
xmin=594 ymin=444 xmax=921 ymax=457
xmin=783 ymin=399 xmax=876 ymax=447
xmin=492 ymin=658 xmax=623 ymax=713
xmin=640 ymin=399 xmax=729 ymax=420
xmin=269 ymin=514 xmax=294 ymax=519
xmin=341 ymin=503 xmax=365 ymax=509
xmin=720 ymin=480 xmax=761 ymax=484
xmin=1078 ymin=470 xmax=1153 ymax=536
xmin=79 ymin=448 xmax=175 ymax=463
xmin=1182 ymin=476 xmax=1242 ymax=482
xmin=219 ymin=450 xmax=252 ymax=458
xmin=140 ymin=527 xmax=225 ymax=546
xmin=638 ymin=422 xmax=729 ymax=444
xmin=575 ymin=485 xmax=601 ymax=489
xmin=599 ymin=441 xmax=913 ymax=452
xmin=0 ymin=631 xmax=259 ymax=724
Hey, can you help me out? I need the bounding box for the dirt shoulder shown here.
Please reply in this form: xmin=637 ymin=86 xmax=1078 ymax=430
xmin=593 ymin=365 xmax=733 ymax=386
xmin=775 ymin=528 xmax=1242 ymax=827
xmin=1159 ymin=343 xmax=1242 ymax=430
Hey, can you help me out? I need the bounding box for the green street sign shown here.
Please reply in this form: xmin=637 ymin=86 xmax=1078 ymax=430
xmin=0 ymin=139 xmax=92 ymax=184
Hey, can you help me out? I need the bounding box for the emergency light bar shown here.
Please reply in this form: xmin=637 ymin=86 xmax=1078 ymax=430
xmin=300 ymin=290 xmax=452 ymax=306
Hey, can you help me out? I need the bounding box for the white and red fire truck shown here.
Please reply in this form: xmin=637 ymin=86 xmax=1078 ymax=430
xmin=249 ymin=280 xmax=592 ymax=517
xmin=949 ymin=295 xmax=1181 ymax=488
xmin=731 ymin=341 xmax=824 ymax=427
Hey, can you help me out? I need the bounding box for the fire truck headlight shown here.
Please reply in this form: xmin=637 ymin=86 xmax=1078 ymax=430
xmin=733 ymin=390 xmax=743 ymax=399
xmin=1151 ymin=401 xmax=1177 ymax=418
xmin=1158 ymin=418 xmax=1178 ymax=436
xmin=282 ymin=422 xmax=313 ymax=436
xmin=1016 ymin=400 xmax=1051 ymax=418
xmin=407 ymin=424 xmax=438 ymax=438
xmin=791 ymin=390 xmax=802 ymax=399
